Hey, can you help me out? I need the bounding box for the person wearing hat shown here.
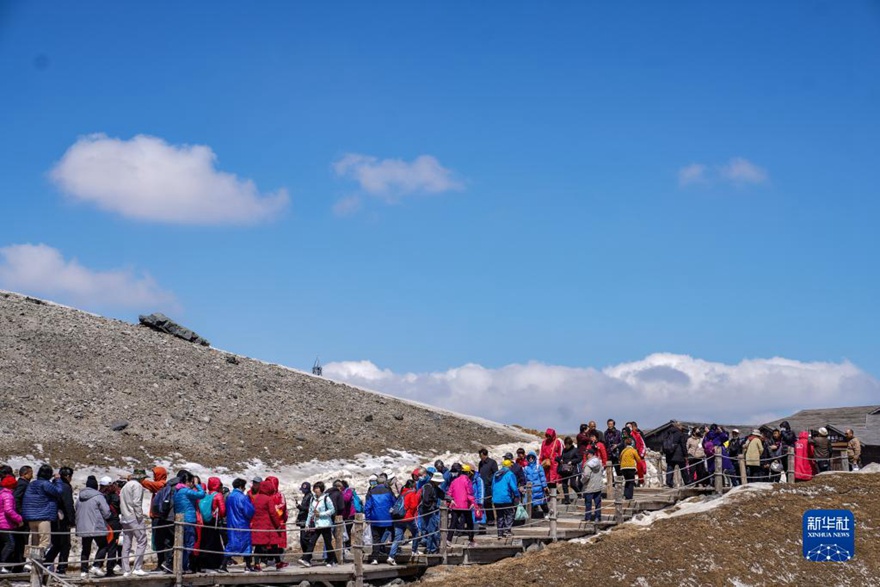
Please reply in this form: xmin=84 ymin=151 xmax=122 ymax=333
xmin=248 ymin=477 xmax=263 ymax=499
xmin=118 ymin=470 xmax=148 ymax=576
xmin=446 ymin=463 xmax=476 ymax=547
xmin=503 ymin=452 xmax=526 ymax=489
xmin=76 ymin=476 xmax=112 ymax=577
xmin=580 ymin=448 xmax=604 ymax=522
xmin=0 ymin=474 xmax=23 ymax=573
xmin=491 ymin=460 xmax=519 ymax=538
xmin=415 ymin=472 xmax=443 ymax=555
xmin=97 ymin=476 xmax=123 ymax=576
xmin=811 ymin=427 xmax=832 ymax=473
xmin=743 ymin=429 xmax=766 ymax=483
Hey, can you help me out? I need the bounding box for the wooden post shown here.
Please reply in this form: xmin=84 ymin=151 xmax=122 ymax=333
xmin=613 ymin=477 xmax=623 ymax=524
xmin=673 ymin=464 xmax=682 ymax=488
xmin=548 ymin=486 xmax=558 ymax=542
xmin=738 ymin=454 xmax=748 ymax=485
xmin=439 ymin=503 xmax=448 ymax=565
xmin=840 ymin=451 xmax=850 ymax=472
xmin=605 ymin=462 xmax=613 ymax=496
xmin=28 ymin=546 xmax=44 ymax=587
xmin=787 ymin=446 xmax=795 ymax=483
xmin=173 ymin=514 xmax=184 ymax=587
xmin=525 ymin=483 xmax=533 ymax=519
xmin=352 ymin=514 xmax=364 ymax=587
xmin=714 ymin=450 xmax=723 ymax=494
xmin=656 ymin=456 xmax=664 ymax=487
xmin=334 ymin=515 xmax=344 ymax=562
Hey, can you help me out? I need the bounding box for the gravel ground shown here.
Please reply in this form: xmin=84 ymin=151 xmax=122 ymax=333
xmin=0 ymin=291 xmax=528 ymax=469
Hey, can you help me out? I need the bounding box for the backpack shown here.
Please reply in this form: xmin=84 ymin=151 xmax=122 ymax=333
xmin=199 ymin=492 xmax=216 ymax=523
xmin=389 ymin=494 xmax=406 ymax=520
xmin=351 ymin=490 xmax=364 ymax=514
xmin=151 ymin=484 xmax=175 ymax=519
xmin=662 ymin=432 xmax=677 ymax=455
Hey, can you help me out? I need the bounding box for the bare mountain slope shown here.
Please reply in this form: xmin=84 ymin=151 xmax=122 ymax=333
xmin=0 ymin=291 xmax=527 ymax=468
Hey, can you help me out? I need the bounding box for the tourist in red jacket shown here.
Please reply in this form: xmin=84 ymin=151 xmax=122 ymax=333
xmin=539 ymin=428 xmax=564 ymax=486
xmin=250 ymin=481 xmax=281 ymax=571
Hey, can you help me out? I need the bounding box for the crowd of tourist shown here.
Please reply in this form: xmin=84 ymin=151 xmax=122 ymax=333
xmin=0 ymin=419 xmax=864 ymax=576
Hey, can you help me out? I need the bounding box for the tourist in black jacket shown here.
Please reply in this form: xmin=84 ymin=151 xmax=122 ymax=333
xmin=44 ymin=467 xmax=75 ymax=574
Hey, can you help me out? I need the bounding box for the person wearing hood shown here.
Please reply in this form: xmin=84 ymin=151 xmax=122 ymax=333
xmin=197 ymin=477 xmax=227 ymax=572
xmin=389 ymin=479 xmax=421 ymax=564
xmin=779 ymin=421 xmax=797 ymax=448
xmin=627 ymin=422 xmax=648 ymax=487
xmin=539 ymin=428 xmax=564 ymax=487
xmin=365 ymin=473 xmax=395 ymax=564
xmin=76 ymin=476 xmax=112 ymax=577
xmin=43 ymin=466 xmax=75 ymax=574
xmin=662 ymin=422 xmax=688 ymax=487
xmin=119 ymin=470 xmax=148 ymax=577
xmin=794 ymin=430 xmax=815 ymax=482
xmin=172 ymin=471 xmax=205 ymax=573
xmin=490 ymin=461 xmax=519 ymax=538
xmin=811 ymin=428 xmax=832 ymax=473
xmin=225 ymin=478 xmax=255 ymax=572
xmin=580 ymin=448 xmax=604 ymax=522
xmin=259 ymin=477 xmax=288 ymax=570
xmin=249 ymin=476 xmax=281 ymax=571
xmin=467 ymin=464 xmax=486 ymax=530
xmin=0 ymin=475 xmax=23 ymax=573
xmin=141 ymin=466 xmax=169 ymax=570
xmin=523 ymin=452 xmax=548 ymax=519
xmin=446 ymin=464 xmax=476 ymax=547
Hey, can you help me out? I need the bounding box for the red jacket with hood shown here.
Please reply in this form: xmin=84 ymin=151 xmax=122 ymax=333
xmin=250 ymin=481 xmax=281 ymax=546
xmin=539 ymin=428 xmax=565 ymax=484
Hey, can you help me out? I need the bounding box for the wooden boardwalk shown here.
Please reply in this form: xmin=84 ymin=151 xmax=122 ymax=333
xmin=8 ymin=485 xmax=720 ymax=587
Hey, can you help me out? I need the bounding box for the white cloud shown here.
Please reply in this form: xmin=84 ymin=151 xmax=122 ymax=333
xmin=324 ymin=353 xmax=879 ymax=431
xmin=678 ymin=163 xmax=707 ymax=186
xmin=50 ymin=134 xmax=289 ymax=225
xmin=0 ymin=243 xmax=177 ymax=311
xmin=333 ymin=153 xmax=463 ymax=201
xmin=718 ymin=157 xmax=768 ymax=184
xmin=679 ymin=157 xmax=768 ymax=188
xmin=332 ymin=195 xmax=362 ymax=217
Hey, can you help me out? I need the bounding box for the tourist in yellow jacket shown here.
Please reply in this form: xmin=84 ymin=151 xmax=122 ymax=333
xmin=619 ymin=437 xmax=641 ymax=499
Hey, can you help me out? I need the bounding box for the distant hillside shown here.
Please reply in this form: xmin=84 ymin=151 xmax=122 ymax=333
xmin=0 ymin=291 xmax=528 ymax=469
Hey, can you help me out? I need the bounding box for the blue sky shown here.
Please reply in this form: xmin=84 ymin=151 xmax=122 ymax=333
xmin=1 ymin=2 xmax=879 ymax=426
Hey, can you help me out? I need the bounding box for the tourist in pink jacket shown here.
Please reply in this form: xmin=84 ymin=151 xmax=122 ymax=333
xmin=1 ymin=475 xmax=24 ymax=572
xmin=445 ymin=464 xmax=476 ymax=547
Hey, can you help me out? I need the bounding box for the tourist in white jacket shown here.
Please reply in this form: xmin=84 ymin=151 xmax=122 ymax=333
xmin=580 ymin=448 xmax=604 ymax=522
xmin=119 ymin=470 xmax=148 ymax=577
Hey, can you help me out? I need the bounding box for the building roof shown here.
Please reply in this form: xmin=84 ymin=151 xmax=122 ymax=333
xmin=760 ymin=405 xmax=880 ymax=445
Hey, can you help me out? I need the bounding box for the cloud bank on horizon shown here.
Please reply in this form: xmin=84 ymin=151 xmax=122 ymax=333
xmin=324 ymin=353 xmax=880 ymax=432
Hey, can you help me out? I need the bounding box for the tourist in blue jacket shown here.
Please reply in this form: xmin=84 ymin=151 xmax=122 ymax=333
xmin=491 ymin=461 xmax=519 ymax=539
xmin=523 ymin=452 xmax=549 ymax=519
xmin=171 ymin=471 xmax=205 ymax=573
xmin=224 ymin=478 xmax=255 ymax=572
xmin=21 ymin=464 xmax=63 ymax=551
xmin=365 ymin=474 xmax=395 ymax=564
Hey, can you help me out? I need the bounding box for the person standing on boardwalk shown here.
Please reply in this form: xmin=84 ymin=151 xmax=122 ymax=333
xmin=225 ymin=478 xmax=255 ymax=572
xmin=446 ymin=465 xmax=476 ymax=547
xmin=119 ymin=470 xmax=148 ymax=577
xmin=76 ymin=476 xmax=112 ymax=578
xmin=477 ymin=449 xmax=497 ymax=526
xmin=43 ymin=466 xmax=75 ymax=574
xmin=21 ymin=464 xmax=63 ymax=555
xmin=619 ymin=437 xmax=641 ymax=499
xmin=811 ymin=428 xmax=832 ymax=473
xmin=490 ymin=460 xmax=519 ymax=539
xmin=365 ymin=473 xmax=395 ymax=565
xmin=580 ymin=448 xmax=604 ymax=522
xmin=298 ymin=481 xmax=337 ymax=568
xmin=604 ymin=420 xmax=623 ymax=475
xmin=0 ymin=475 xmax=23 ymax=573
xmin=539 ymin=428 xmax=564 ymax=488
xmin=140 ymin=466 xmax=168 ymax=570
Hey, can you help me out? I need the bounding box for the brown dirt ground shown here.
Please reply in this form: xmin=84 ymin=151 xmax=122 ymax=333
xmin=420 ymin=471 xmax=880 ymax=587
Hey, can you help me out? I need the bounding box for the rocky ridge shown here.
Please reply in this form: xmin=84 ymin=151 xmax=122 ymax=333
xmin=0 ymin=290 xmax=528 ymax=469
